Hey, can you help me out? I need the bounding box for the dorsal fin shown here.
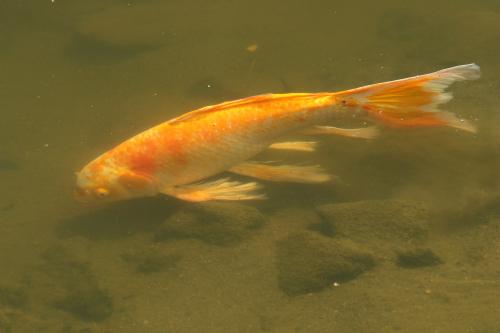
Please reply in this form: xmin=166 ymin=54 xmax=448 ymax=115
xmin=168 ymin=93 xmax=319 ymax=125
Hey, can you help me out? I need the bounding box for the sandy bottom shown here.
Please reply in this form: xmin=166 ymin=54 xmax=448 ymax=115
xmin=1 ymin=1 xmax=500 ymax=332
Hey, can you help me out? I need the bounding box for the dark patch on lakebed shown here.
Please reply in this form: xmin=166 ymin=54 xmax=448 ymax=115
xmin=396 ymin=248 xmax=443 ymax=268
xmin=0 ymin=159 xmax=20 ymax=171
xmin=56 ymin=197 xmax=178 ymax=240
xmin=276 ymin=199 xmax=444 ymax=296
xmin=122 ymin=249 xmax=180 ymax=274
xmin=1 ymin=203 xmax=16 ymax=212
xmin=155 ymin=201 xmax=266 ymax=246
xmin=39 ymin=246 xmax=113 ymax=322
xmin=66 ymin=33 xmax=159 ymax=66
xmin=277 ymin=231 xmax=375 ymax=296
xmin=0 ymin=284 xmax=28 ymax=309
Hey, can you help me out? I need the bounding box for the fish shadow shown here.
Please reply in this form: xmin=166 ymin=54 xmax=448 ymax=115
xmin=56 ymin=197 xmax=183 ymax=241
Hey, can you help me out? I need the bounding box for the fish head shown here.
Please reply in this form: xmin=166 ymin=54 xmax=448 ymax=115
xmin=75 ymin=159 xmax=154 ymax=204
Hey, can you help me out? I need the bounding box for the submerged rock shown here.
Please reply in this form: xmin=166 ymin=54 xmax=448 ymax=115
xmin=155 ymin=202 xmax=265 ymax=246
xmin=276 ymin=231 xmax=375 ymax=296
xmin=396 ymin=248 xmax=443 ymax=268
xmin=316 ymin=200 xmax=430 ymax=253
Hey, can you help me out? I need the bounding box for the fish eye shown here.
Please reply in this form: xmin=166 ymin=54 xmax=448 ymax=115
xmin=95 ymin=187 xmax=110 ymax=198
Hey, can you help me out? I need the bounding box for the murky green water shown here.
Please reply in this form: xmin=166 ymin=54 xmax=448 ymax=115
xmin=1 ymin=1 xmax=500 ymax=332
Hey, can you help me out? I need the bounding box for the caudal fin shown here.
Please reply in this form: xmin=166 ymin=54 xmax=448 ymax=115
xmin=336 ymin=64 xmax=480 ymax=132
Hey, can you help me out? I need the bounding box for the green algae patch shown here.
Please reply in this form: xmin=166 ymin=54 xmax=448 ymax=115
xmin=156 ymin=202 xmax=265 ymax=246
xmin=276 ymin=231 xmax=375 ymax=296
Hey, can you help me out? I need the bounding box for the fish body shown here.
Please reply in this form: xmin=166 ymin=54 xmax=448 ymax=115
xmin=77 ymin=93 xmax=335 ymax=201
xmin=76 ymin=64 xmax=480 ymax=203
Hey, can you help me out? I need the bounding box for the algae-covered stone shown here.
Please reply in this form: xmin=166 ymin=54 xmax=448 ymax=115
xmin=156 ymin=202 xmax=265 ymax=246
xmin=121 ymin=250 xmax=180 ymax=274
xmin=317 ymin=200 xmax=430 ymax=250
xmin=396 ymin=248 xmax=443 ymax=268
xmin=277 ymin=231 xmax=375 ymax=296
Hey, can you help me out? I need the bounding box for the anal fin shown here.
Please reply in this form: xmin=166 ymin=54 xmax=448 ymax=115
xmin=161 ymin=178 xmax=265 ymax=202
xmin=302 ymin=125 xmax=379 ymax=139
xmin=268 ymin=141 xmax=317 ymax=152
xmin=230 ymin=162 xmax=332 ymax=184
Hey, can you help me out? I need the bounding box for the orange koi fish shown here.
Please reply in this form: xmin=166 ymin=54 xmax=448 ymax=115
xmin=75 ymin=64 xmax=480 ymax=203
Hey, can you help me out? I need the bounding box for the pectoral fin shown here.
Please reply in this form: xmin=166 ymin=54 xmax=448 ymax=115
xmin=117 ymin=170 xmax=152 ymax=190
xmin=230 ymin=162 xmax=332 ymax=184
xmin=302 ymin=125 xmax=379 ymax=139
xmin=161 ymin=178 xmax=265 ymax=202
xmin=268 ymin=141 xmax=317 ymax=152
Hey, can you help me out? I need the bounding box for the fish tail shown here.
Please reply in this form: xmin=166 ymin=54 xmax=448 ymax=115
xmin=335 ymin=64 xmax=480 ymax=132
